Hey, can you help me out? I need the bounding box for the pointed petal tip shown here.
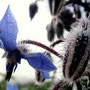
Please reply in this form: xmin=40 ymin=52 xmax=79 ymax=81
xmin=53 ymin=66 xmax=57 ymax=70
xmin=50 ymin=66 xmax=57 ymax=71
xmin=0 ymin=4 xmax=18 ymax=51
xmin=7 ymin=5 xmax=10 ymax=9
xmin=41 ymin=71 xmax=51 ymax=79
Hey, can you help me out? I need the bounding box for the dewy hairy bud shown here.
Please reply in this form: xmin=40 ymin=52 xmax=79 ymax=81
xmin=63 ymin=18 xmax=90 ymax=83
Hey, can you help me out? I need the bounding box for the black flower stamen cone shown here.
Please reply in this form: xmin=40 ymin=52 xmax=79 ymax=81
xmin=6 ymin=49 xmax=20 ymax=81
xmin=6 ymin=63 xmax=14 ymax=81
xmin=29 ymin=3 xmax=38 ymax=20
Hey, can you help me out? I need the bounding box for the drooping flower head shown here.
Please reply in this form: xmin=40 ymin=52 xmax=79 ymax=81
xmin=0 ymin=5 xmax=57 ymax=81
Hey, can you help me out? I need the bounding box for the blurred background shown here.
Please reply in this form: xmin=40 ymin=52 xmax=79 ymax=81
xmin=0 ymin=0 xmax=90 ymax=90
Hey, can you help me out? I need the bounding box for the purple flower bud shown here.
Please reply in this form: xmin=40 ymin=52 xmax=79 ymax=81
xmin=63 ymin=19 xmax=90 ymax=82
xmin=29 ymin=3 xmax=38 ymax=20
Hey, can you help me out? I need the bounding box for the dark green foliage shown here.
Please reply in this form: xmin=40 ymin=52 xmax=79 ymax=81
xmin=0 ymin=80 xmax=6 ymax=90
xmin=18 ymin=82 xmax=53 ymax=90
xmin=81 ymin=78 xmax=90 ymax=90
xmin=0 ymin=77 xmax=90 ymax=90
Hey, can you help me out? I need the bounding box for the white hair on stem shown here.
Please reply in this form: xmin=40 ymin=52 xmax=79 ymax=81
xmin=17 ymin=41 xmax=35 ymax=56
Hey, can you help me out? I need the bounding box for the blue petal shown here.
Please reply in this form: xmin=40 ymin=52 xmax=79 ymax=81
xmin=6 ymin=83 xmax=14 ymax=90
xmin=0 ymin=5 xmax=18 ymax=51
xmin=6 ymin=83 xmax=18 ymax=90
xmin=22 ymin=53 xmax=57 ymax=72
xmin=40 ymin=71 xmax=50 ymax=79
xmin=15 ymin=84 xmax=18 ymax=90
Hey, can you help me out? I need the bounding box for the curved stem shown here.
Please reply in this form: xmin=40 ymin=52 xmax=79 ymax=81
xmin=50 ymin=39 xmax=64 ymax=48
xmin=20 ymin=40 xmax=63 ymax=59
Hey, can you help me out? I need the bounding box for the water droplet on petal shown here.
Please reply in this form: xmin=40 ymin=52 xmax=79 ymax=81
xmin=9 ymin=22 xmax=13 ymax=27
xmin=7 ymin=14 xmax=10 ymax=17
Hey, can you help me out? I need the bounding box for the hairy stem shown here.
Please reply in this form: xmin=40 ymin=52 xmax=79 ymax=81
xmin=50 ymin=39 xmax=64 ymax=48
xmin=20 ymin=40 xmax=63 ymax=59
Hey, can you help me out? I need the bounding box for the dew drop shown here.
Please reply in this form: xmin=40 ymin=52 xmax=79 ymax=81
xmin=7 ymin=14 xmax=10 ymax=17
xmin=9 ymin=22 xmax=13 ymax=27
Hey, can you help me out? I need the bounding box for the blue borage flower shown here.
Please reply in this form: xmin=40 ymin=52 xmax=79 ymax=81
xmin=0 ymin=5 xmax=57 ymax=81
xmin=6 ymin=83 xmax=18 ymax=90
